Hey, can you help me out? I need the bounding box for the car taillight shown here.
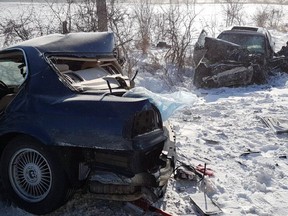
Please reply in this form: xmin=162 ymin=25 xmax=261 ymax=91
xmin=132 ymin=105 xmax=162 ymax=137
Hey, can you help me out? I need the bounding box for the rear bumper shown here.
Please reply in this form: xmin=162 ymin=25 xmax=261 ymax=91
xmin=88 ymin=122 xmax=176 ymax=201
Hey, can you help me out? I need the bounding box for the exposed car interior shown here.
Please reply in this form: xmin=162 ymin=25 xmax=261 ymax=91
xmin=49 ymin=56 xmax=130 ymax=92
xmin=0 ymin=51 xmax=26 ymax=111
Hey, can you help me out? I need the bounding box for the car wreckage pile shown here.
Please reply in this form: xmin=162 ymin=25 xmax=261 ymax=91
xmin=193 ymin=26 xmax=288 ymax=88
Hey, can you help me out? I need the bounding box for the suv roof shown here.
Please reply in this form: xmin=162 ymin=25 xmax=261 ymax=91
xmin=231 ymin=26 xmax=265 ymax=33
xmin=220 ymin=26 xmax=270 ymax=37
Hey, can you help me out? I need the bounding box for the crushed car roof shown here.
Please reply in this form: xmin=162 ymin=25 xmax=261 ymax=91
xmin=6 ymin=32 xmax=115 ymax=56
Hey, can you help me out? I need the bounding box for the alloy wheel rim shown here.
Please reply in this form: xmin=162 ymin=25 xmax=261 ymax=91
xmin=9 ymin=148 xmax=52 ymax=202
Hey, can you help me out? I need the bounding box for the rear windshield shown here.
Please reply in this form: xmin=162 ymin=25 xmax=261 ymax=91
xmin=218 ymin=33 xmax=265 ymax=54
xmin=48 ymin=56 xmax=129 ymax=92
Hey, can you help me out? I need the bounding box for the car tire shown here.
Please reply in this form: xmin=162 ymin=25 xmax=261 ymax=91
xmin=0 ymin=136 xmax=70 ymax=215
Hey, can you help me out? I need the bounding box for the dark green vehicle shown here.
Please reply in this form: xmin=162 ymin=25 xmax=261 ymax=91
xmin=193 ymin=26 xmax=276 ymax=88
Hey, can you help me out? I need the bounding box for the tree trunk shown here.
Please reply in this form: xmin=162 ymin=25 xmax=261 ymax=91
xmin=97 ymin=0 xmax=108 ymax=32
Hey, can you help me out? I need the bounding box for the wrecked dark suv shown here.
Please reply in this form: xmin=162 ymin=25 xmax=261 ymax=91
xmin=0 ymin=32 xmax=176 ymax=214
xmin=193 ymin=26 xmax=275 ymax=88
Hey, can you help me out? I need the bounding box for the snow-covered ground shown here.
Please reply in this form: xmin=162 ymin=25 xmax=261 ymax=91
xmin=1 ymin=2 xmax=288 ymax=216
xmin=166 ymin=78 xmax=288 ymax=216
xmin=2 ymin=74 xmax=288 ymax=216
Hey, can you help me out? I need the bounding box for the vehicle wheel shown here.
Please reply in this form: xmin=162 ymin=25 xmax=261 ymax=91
xmin=0 ymin=136 xmax=70 ymax=215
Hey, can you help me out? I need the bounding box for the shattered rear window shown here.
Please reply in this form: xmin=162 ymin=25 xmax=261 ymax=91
xmin=48 ymin=56 xmax=129 ymax=92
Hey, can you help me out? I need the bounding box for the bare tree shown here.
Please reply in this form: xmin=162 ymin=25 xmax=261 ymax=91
xmin=43 ymin=0 xmax=109 ymax=34
xmin=267 ymin=7 xmax=284 ymax=29
xmin=153 ymin=12 xmax=167 ymax=43
xmin=222 ymin=0 xmax=245 ymax=27
xmin=252 ymin=5 xmax=284 ymax=30
xmin=97 ymin=0 xmax=108 ymax=31
xmin=44 ymin=0 xmax=109 ymax=33
xmin=164 ymin=3 xmax=197 ymax=69
xmin=200 ymin=14 xmax=220 ymax=38
xmin=107 ymin=2 xmax=136 ymax=77
xmin=72 ymin=0 xmax=108 ymax=32
xmin=0 ymin=5 xmax=58 ymax=47
xmin=74 ymin=0 xmax=98 ymax=32
xmin=0 ymin=0 xmax=109 ymax=46
xmin=134 ymin=0 xmax=153 ymax=54
xmin=44 ymin=0 xmax=75 ymax=34
xmin=252 ymin=5 xmax=269 ymax=28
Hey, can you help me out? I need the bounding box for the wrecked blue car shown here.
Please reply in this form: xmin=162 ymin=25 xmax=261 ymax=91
xmin=0 ymin=32 xmax=176 ymax=214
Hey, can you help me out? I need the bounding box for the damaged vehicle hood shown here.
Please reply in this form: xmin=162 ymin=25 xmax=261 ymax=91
xmin=202 ymin=37 xmax=241 ymax=63
xmin=193 ymin=27 xmax=274 ymax=88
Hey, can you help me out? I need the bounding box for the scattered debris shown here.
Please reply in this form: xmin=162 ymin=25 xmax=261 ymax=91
xmin=175 ymin=166 xmax=198 ymax=180
xmin=240 ymin=149 xmax=261 ymax=157
xmin=190 ymin=192 xmax=222 ymax=216
xmin=174 ymin=160 xmax=218 ymax=215
xmin=196 ymin=164 xmax=214 ymax=177
xmin=175 ymin=160 xmax=214 ymax=182
xmin=236 ymin=160 xmax=248 ymax=167
xmin=128 ymin=159 xmax=215 ymax=216
xmin=127 ymin=198 xmax=173 ymax=216
xmin=202 ymin=138 xmax=220 ymax=145
xmin=260 ymin=116 xmax=288 ymax=134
